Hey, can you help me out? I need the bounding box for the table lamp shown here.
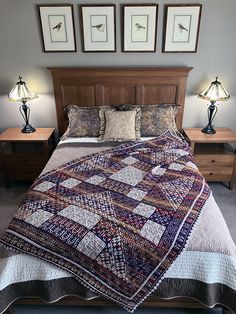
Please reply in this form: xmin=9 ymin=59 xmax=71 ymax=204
xmin=198 ymin=77 xmax=230 ymax=134
xmin=8 ymin=76 xmax=39 ymax=133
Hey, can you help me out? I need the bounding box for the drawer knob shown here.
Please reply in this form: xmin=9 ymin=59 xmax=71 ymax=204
xmin=209 ymin=172 xmax=213 ymax=175
xmin=211 ymin=160 xmax=215 ymax=163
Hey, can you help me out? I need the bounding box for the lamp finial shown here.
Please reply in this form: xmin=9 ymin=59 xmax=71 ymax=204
xmin=17 ymin=76 xmax=25 ymax=85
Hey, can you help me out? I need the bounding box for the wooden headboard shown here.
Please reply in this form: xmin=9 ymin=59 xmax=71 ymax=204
xmin=48 ymin=67 xmax=192 ymax=137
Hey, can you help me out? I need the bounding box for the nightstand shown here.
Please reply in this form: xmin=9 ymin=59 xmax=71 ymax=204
xmin=0 ymin=128 xmax=55 ymax=186
xmin=184 ymin=128 xmax=236 ymax=189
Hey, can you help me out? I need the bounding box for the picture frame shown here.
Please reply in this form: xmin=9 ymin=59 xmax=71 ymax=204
xmin=163 ymin=4 xmax=202 ymax=53
xmin=80 ymin=4 xmax=116 ymax=52
xmin=123 ymin=4 xmax=158 ymax=52
xmin=38 ymin=4 xmax=76 ymax=52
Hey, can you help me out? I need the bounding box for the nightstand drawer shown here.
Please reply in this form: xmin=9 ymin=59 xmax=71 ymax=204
xmin=5 ymin=167 xmax=43 ymax=180
xmin=1 ymin=154 xmax=46 ymax=167
xmin=199 ymin=167 xmax=233 ymax=181
xmin=194 ymin=154 xmax=234 ymax=166
xmin=2 ymin=155 xmax=47 ymax=181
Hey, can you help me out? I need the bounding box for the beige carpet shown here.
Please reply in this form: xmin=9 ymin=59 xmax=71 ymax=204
xmin=0 ymin=176 xmax=30 ymax=238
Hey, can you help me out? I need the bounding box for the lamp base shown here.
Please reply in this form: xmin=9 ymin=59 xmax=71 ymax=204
xmin=21 ymin=124 xmax=36 ymax=133
xmin=201 ymin=124 xmax=216 ymax=134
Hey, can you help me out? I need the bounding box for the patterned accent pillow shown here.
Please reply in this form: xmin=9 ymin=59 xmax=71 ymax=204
xmin=140 ymin=104 xmax=179 ymax=136
xmin=98 ymin=108 xmax=141 ymax=142
xmin=64 ymin=105 xmax=102 ymax=137
xmin=114 ymin=104 xmax=179 ymax=136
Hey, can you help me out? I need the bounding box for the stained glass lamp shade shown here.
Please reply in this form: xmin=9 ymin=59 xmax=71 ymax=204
xmin=8 ymin=76 xmax=38 ymax=133
xmin=198 ymin=77 xmax=230 ymax=134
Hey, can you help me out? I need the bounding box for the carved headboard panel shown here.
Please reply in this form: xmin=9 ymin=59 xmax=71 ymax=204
xmin=48 ymin=67 xmax=192 ymax=137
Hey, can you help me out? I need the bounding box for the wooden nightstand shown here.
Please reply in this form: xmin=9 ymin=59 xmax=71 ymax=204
xmin=184 ymin=128 xmax=236 ymax=189
xmin=0 ymin=128 xmax=55 ymax=186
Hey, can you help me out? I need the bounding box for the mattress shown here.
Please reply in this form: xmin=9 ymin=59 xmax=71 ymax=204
xmin=0 ymin=134 xmax=236 ymax=313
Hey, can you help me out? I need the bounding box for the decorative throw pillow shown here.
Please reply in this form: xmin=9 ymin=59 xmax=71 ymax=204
xmin=64 ymin=105 xmax=102 ymax=137
xmin=113 ymin=104 xmax=179 ymax=136
xmin=140 ymin=104 xmax=179 ymax=136
xmin=98 ymin=108 xmax=141 ymax=142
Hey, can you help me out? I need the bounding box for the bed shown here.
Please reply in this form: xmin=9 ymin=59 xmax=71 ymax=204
xmin=0 ymin=67 xmax=235 ymax=314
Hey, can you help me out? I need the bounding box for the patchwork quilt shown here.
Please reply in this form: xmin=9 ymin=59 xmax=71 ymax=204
xmin=1 ymin=131 xmax=210 ymax=312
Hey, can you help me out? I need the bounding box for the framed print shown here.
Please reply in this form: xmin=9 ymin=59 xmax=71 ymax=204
xmin=123 ymin=4 xmax=158 ymax=52
xmin=38 ymin=4 xmax=76 ymax=52
xmin=80 ymin=4 xmax=116 ymax=52
xmin=163 ymin=4 xmax=202 ymax=53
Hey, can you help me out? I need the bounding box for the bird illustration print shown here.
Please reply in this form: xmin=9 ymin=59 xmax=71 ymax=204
xmin=135 ymin=23 xmax=146 ymax=31
xmin=92 ymin=24 xmax=105 ymax=32
xmin=52 ymin=22 xmax=62 ymax=32
xmin=178 ymin=23 xmax=188 ymax=33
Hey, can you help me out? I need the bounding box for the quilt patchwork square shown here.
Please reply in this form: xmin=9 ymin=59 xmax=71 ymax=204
xmin=133 ymin=203 xmax=156 ymax=218
xmin=33 ymin=181 xmax=56 ymax=192
xmin=168 ymin=163 xmax=184 ymax=171
xmin=122 ymin=156 xmax=138 ymax=165
xmin=60 ymin=178 xmax=81 ymax=188
xmin=110 ymin=166 xmax=146 ymax=187
xmin=140 ymin=220 xmax=166 ymax=245
xmin=25 ymin=209 xmax=54 ymax=228
xmin=59 ymin=205 xmax=101 ymax=229
xmin=86 ymin=175 xmax=106 ymax=185
xmin=127 ymin=188 xmax=147 ymax=201
xmin=151 ymin=166 xmax=166 ymax=176
xmin=77 ymin=231 xmax=106 ymax=259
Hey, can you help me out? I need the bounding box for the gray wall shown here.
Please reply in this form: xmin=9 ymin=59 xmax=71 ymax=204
xmin=0 ymin=0 xmax=236 ymax=132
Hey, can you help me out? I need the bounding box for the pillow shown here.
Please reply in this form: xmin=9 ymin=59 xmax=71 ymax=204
xmin=140 ymin=104 xmax=179 ymax=136
xmin=64 ymin=105 xmax=102 ymax=137
xmin=98 ymin=108 xmax=141 ymax=142
xmin=113 ymin=104 xmax=179 ymax=136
